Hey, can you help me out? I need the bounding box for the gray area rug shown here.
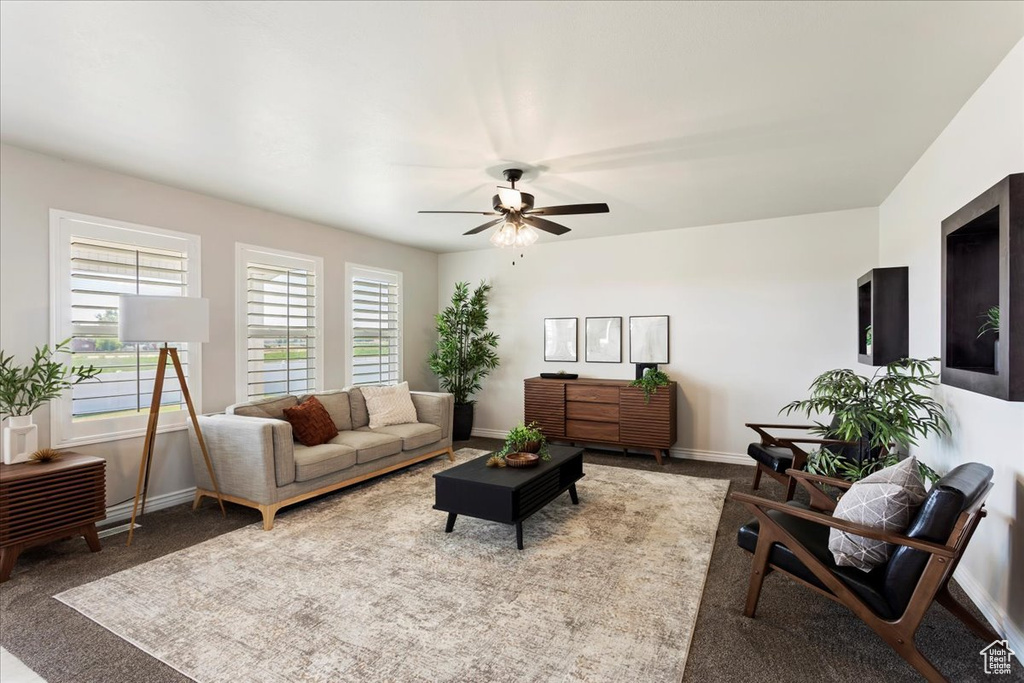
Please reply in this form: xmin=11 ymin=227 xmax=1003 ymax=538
xmin=56 ymin=448 xmax=729 ymax=683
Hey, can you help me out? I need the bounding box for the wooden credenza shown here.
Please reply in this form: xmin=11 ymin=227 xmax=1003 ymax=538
xmin=0 ymin=453 xmax=105 ymax=582
xmin=524 ymin=377 xmax=677 ymax=464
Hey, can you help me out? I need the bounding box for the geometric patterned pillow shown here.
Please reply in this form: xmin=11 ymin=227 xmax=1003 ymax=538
xmin=282 ymin=396 xmax=339 ymax=447
xmin=360 ymin=381 xmax=419 ymax=429
xmin=828 ymin=457 xmax=927 ymax=572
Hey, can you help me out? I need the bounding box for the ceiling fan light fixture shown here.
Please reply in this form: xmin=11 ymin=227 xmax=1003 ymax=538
xmin=514 ymin=224 xmax=539 ymax=248
xmin=490 ymin=221 xmax=518 ymax=247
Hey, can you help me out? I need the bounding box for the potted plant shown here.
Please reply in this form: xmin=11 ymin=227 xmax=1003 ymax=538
xmin=780 ymin=358 xmax=948 ymax=482
xmin=428 ymin=281 xmax=500 ymax=441
xmin=488 ymin=422 xmax=551 ymax=467
xmin=0 ymin=340 xmax=99 ymax=464
xmin=977 ymin=305 xmax=1000 ymax=373
xmin=629 ymin=367 xmax=670 ymax=403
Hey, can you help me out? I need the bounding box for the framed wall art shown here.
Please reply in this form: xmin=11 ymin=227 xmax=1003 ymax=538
xmin=544 ymin=317 xmax=578 ymax=362
xmin=629 ymin=315 xmax=669 ymax=364
xmin=585 ymin=317 xmax=622 ymax=363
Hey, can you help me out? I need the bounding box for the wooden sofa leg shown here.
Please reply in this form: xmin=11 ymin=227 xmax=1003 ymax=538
xmin=446 ymin=447 xmax=455 ymax=463
xmin=192 ymin=490 xmax=205 ymax=511
xmin=744 ymin=535 xmax=773 ymax=618
xmin=937 ymin=588 xmax=1000 ymax=642
xmin=259 ymin=504 xmax=278 ymax=531
xmin=752 ymin=465 xmax=762 ymax=491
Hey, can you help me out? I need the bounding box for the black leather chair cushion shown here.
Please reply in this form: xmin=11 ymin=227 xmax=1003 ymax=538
xmin=747 ymin=443 xmax=793 ymax=473
xmin=883 ymin=462 xmax=994 ymax=617
xmin=737 ymin=502 xmax=895 ymax=619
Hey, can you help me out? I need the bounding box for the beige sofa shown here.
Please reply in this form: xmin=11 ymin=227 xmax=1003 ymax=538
xmin=189 ymin=388 xmax=454 ymax=529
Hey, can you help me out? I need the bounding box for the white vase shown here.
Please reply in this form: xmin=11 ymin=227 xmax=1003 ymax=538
xmin=866 ymin=343 xmax=872 ymax=358
xmin=3 ymin=415 xmax=38 ymax=465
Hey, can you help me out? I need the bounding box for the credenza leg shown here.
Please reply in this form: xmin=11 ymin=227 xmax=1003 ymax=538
xmin=0 ymin=545 xmax=22 ymax=583
xmin=653 ymin=448 xmax=664 ymax=466
xmin=445 ymin=512 xmax=457 ymax=533
xmin=82 ymin=523 xmax=102 ymax=553
xmin=516 ymin=522 xmax=524 ymax=550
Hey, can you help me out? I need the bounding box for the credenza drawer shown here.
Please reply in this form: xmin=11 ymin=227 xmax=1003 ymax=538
xmin=566 ymin=419 xmax=619 ymax=442
xmin=566 ymin=401 xmax=619 ymax=423
xmin=565 ymin=384 xmax=620 ymax=404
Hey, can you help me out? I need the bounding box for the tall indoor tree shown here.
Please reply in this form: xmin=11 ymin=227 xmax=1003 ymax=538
xmin=429 ymin=281 xmax=500 ymax=440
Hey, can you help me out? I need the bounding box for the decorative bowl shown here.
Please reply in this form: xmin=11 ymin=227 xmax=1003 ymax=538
xmin=505 ymin=452 xmax=541 ymax=468
xmin=541 ymin=373 xmax=578 ymax=380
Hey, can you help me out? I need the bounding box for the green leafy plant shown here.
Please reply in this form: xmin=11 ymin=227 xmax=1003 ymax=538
xmin=629 ymin=368 xmax=670 ymax=403
xmin=428 ymin=282 xmax=500 ymax=405
xmin=865 ymin=325 xmax=872 ymax=347
xmin=0 ymin=340 xmax=100 ymax=418
xmin=977 ymin=306 xmax=1000 ymax=338
xmin=781 ymin=358 xmax=949 ymax=482
xmin=496 ymin=421 xmax=550 ymax=460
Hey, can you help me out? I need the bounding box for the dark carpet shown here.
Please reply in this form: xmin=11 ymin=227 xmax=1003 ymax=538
xmin=0 ymin=438 xmax=998 ymax=682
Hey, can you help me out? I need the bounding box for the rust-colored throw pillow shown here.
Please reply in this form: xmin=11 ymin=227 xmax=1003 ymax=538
xmin=282 ymin=396 xmax=339 ymax=447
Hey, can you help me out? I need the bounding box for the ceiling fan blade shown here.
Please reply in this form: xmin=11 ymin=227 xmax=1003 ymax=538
xmin=497 ymin=186 xmax=523 ymax=211
xmin=522 ymin=215 xmax=571 ymax=236
xmin=524 ymin=203 xmax=609 ymax=216
xmin=463 ymin=217 xmax=506 ymax=235
xmin=419 ymin=210 xmax=500 ymax=215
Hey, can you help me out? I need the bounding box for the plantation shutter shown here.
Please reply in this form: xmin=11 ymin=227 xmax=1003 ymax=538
xmin=350 ymin=270 xmax=400 ymax=386
xmin=245 ymin=261 xmax=318 ymax=399
xmin=69 ymin=237 xmax=189 ymax=420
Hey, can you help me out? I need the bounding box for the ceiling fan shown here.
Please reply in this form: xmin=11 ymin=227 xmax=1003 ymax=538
xmin=418 ymin=168 xmax=609 ymax=247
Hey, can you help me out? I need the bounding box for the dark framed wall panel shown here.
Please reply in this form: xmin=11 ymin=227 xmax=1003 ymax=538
xmin=857 ymin=267 xmax=908 ymax=366
xmin=941 ymin=173 xmax=1023 ymax=401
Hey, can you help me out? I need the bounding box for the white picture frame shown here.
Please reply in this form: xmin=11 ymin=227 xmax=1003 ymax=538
xmin=544 ymin=318 xmax=578 ymax=362
xmin=585 ymin=317 xmax=622 ymax=363
xmin=629 ymin=315 xmax=669 ymax=364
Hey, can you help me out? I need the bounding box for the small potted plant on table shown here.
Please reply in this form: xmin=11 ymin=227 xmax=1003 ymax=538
xmin=487 ymin=422 xmax=551 ymax=468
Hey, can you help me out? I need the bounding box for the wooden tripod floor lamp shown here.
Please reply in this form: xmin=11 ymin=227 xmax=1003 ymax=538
xmin=119 ymin=295 xmax=225 ymax=546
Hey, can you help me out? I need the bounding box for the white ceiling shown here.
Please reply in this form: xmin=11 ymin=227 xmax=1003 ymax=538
xmin=2 ymin=2 xmax=1022 ymax=252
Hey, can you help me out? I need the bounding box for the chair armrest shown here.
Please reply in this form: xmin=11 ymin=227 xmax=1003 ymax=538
xmin=785 ymin=469 xmax=854 ymax=490
xmin=729 ymin=491 xmax=956 ymax=558
xmin=189 ymin=414 xmax=294 ymax=502
xmin=745 ymin=423 xmax=819 ymax=430
xmin=784 ymin=468 xmax=851 ymax=512
xmin=410 ymin=391 xmax=454 ymax=443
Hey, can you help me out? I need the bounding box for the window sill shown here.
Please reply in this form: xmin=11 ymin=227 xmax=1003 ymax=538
xmin=54 ymin=422 xmax=189 ymax=450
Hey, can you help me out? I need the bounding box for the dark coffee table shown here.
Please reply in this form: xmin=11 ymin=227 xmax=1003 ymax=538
xmin=433 ymin=445 xmax=584 ymax=549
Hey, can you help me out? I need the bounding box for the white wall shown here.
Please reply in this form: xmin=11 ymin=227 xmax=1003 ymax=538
xmin=439 ymin=207 xmax=879 ymax=461
xmin=0 ymin=144 xmax=439 ymax=512
xmin=878 ymin=40 xmax=1024 ymax=649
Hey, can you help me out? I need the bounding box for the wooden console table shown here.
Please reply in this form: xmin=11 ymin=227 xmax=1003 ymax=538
xmin=524 ymin=377 xmax=677 ymax=464
xmin=0 ymin=453 xmax=106 ymax=582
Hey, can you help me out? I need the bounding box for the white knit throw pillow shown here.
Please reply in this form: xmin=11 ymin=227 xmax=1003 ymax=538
xmin=360 ymin=382 xmax=418 ymax=429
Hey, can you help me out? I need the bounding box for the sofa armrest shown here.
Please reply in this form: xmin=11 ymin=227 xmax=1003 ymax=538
xmin=188 ymin=415 xmax=295 ymax=503
xmin=410 ymin=391 xmax=454 ymax=442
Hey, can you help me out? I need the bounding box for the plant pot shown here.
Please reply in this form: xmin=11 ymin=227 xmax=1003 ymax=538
xmin=866 ymin=343 xmax=872 ymax=357
xmin=3 ymin=415 xmax=38 ymax=465
xmin=518 ymin=440 xmax=541 ymax=454
xmin=452 ymin=402 xmax=474 ymax=442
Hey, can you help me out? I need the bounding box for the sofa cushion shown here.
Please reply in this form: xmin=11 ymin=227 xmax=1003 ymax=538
xmin=330 ymin=430 xmax=401 ymax=464
xmin=299 ymin=390 xmax=352 ymax=432
xmin=361 ymin=422 xmax=443 ymax=451
xmin=347 ymin=387 xmax=369 ymax=429
xmin=229 ymin=395 xmax=298 ymax=420
xmin=293 ymin=443 xmax=356 ymax=482
xmin=361 ymin=382 xmax=418 ymax=429
xmin=282 ymin=396 xmax=339 ymax=447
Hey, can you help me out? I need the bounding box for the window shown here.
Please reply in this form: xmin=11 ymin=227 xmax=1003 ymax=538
xmin=50 ymin=210 xmax=201 ymax=447
xmin=346 ymin=264 xmax=402 ymax=386
xmin=236 ymin=245 xmax=323 ymax=402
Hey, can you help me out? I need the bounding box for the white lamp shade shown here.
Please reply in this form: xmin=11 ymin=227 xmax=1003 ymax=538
xmin=118 ymin=295 xmax=210 ymax=343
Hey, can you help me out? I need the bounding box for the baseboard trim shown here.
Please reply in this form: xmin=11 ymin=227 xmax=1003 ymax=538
xmin=953 ymin=566 xmax=1024 ymax=655
xmin=468 ymin=429 xmax=751 ymax=466
xmin=101 ymin=487 xmax=197 ymax=527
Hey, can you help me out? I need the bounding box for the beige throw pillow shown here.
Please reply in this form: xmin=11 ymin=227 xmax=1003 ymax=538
xmin=829 ymin=457 xmax=927 ymax=572
xmin=361 ymin=382 xmax=418 ymax=429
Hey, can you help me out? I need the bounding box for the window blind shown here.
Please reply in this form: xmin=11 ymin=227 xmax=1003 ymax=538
xmin=69 ymin=237 xmax=188 ymax=420
xmin=351 ymin=275 xmax=400 ymax=386
xmin=246 ymin=263 xmax=317 ymax=399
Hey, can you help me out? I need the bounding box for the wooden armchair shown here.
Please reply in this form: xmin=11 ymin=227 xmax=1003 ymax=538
xmin=731 ymin=463 xmax=998 ymax=682
xmin=745 ymin=421 xmax=858 ymax=501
